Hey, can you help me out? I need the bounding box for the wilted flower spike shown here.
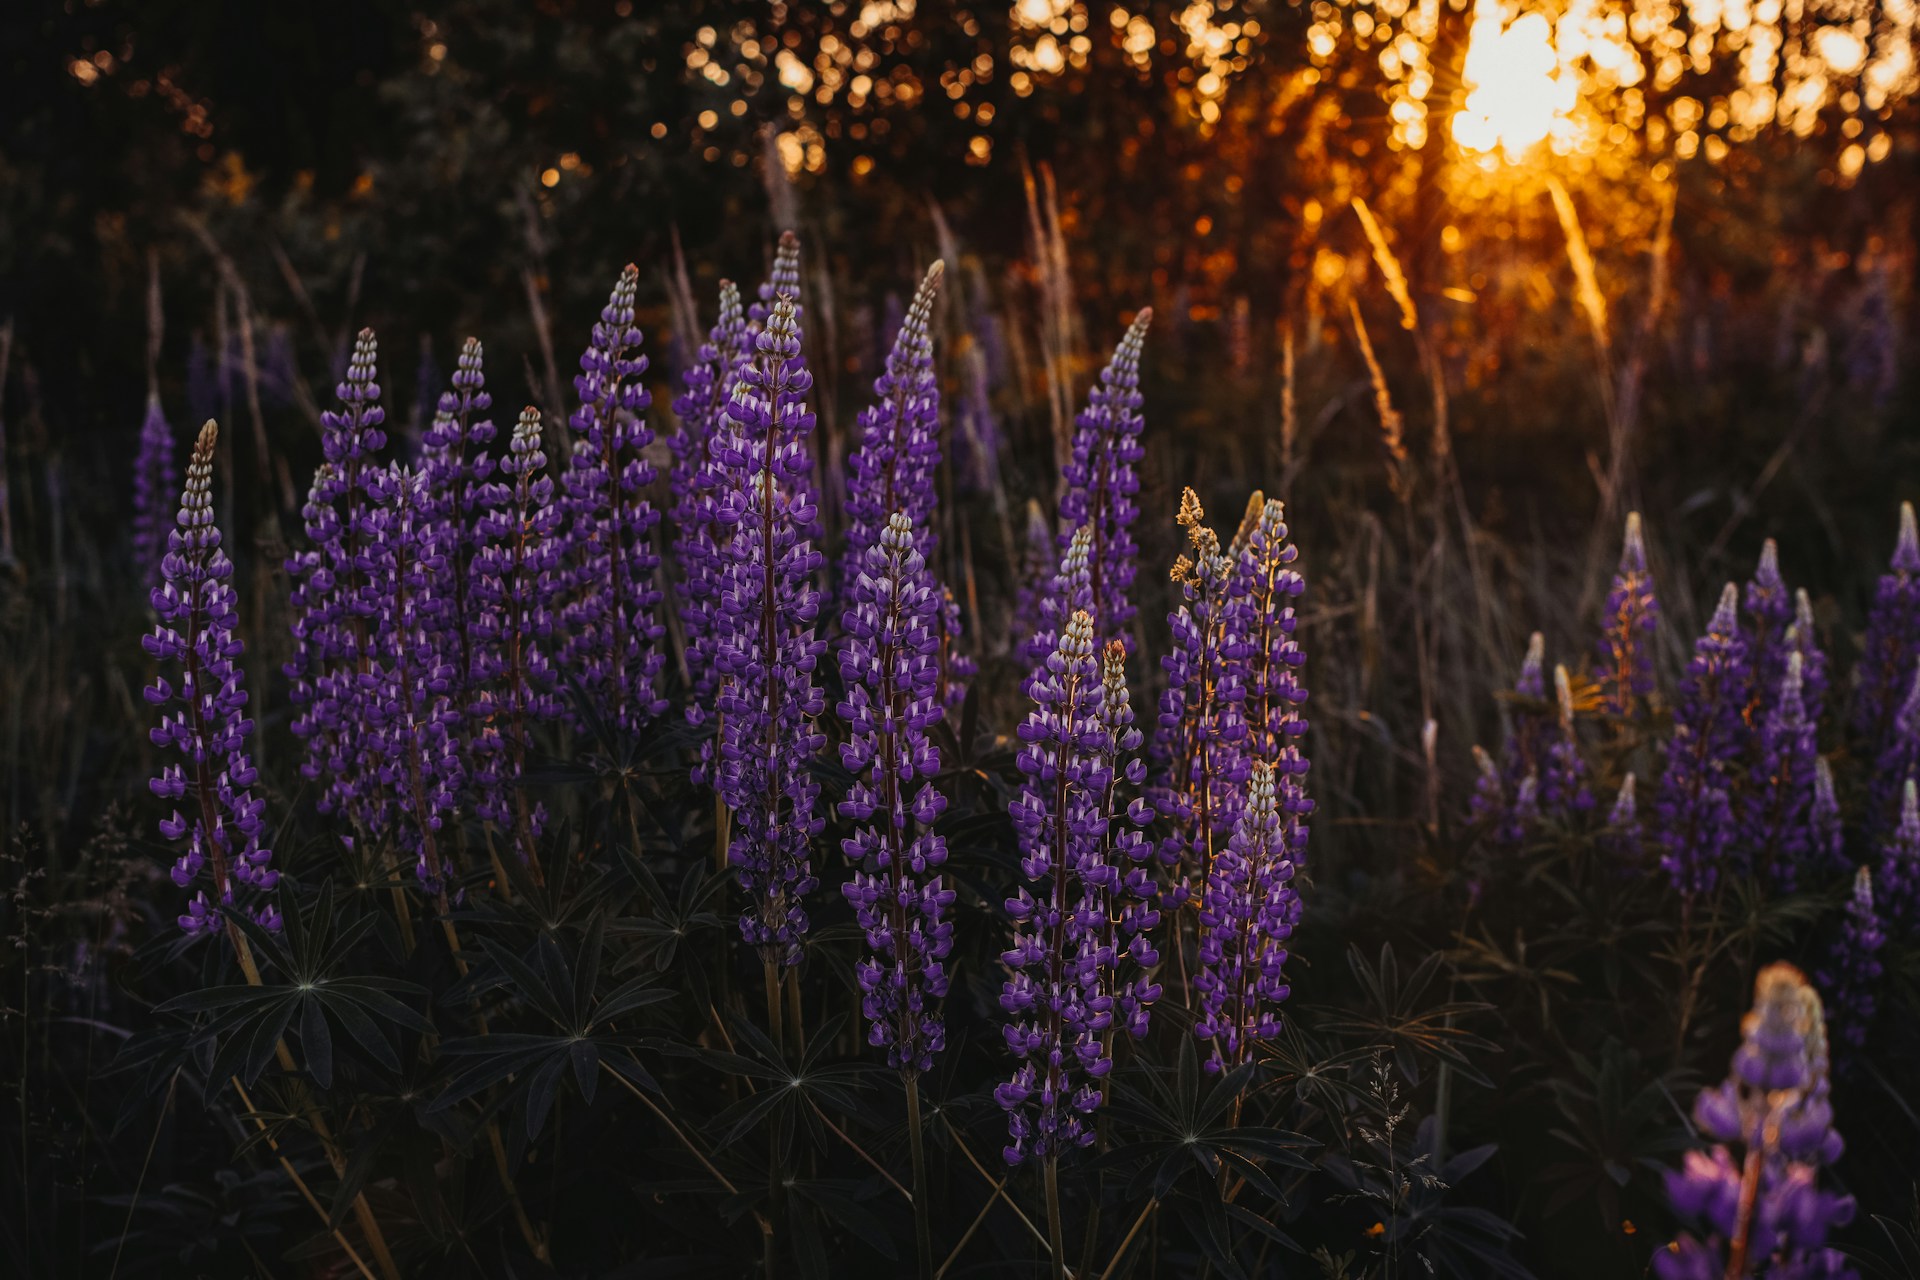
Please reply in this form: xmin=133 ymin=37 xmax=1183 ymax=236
xmin=143 ymin=421 xmax=279 ymax=934
xmin=672 ymin=280 xmax=750 ymax=724
xmin=1597 ymin=512 xmax=1661 ymax=716
xmin=1655 ymin=584 xmax=1750 ymax=896
xmin=285 ymin=328 xmax=389 ymax=828
xmin=998 ymin=612 xmax=1156 ymax=1163
xmin=1193 ymin=763 xmax=1300 ymax=1071
xmin=837 ymin=512 xmax=952 ymax=1073
xmin=1816 ymin=867 xmax=1884 ymax=1059
xmin=1153 ymin=489 xmax=1248 ymax=890
xmin=132 ymin=394 xmax=178 ymax=589
xmin=1658 ymin=963 xmax=1855 ymax=1280
xmin=1853 ymin=502 xmax=1920 ymax=756
xmin=1055 ymin=311 xmax=1149 ymax=651
xmin=1874 ymin=779 xmax=1920 ymax=935
xmin=712 ymin=292 xmax=828 ymax=964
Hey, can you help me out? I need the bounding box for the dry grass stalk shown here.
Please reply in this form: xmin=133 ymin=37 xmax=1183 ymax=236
xmin=1348 ymin=297 xmax=1408 ymax=491
xmin=1352 ymin=196 xmax=1419 ymax=333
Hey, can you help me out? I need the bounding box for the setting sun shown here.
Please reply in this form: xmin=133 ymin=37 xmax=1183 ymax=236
xmin=1452 ymin=5 xmax=1578 ymax=159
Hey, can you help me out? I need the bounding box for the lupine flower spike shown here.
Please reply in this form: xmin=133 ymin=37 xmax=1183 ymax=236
xmin=841 ymin=261 xmax=974 ymax=708
xmin=419 ymin=337 xmax=502 ymax=770
xmin=470 ymin=407 xmax=564 ymax=863
xmin=998 ymin=612 xmax=1157 ymax=1163
xmin=1810 ymin=757 xmax=1846 ymax=879
xmin=1055 ymin=310 xmax=1150 ymax=651
xmin=1787 ymin=589 xmax=1829 ymax=713
xmin=1194 ymin=763 xmax=1301 ymax=1072
xmin=1657 ymin=963 xmax=1855 ymax=1279
xmin=559 ymin=264 xmax=668 ymax=738
xmin=1744 ymin=538 xmax=1794 ymax=697
xmin=1601 ymin=773 xmax=1640 ymax=862
xmin=1226 ymin=498 xmax=1310 ymax=894
xmin=1874 ymin=778 xmax=1920 ymax=934
xmin=132 ymin=393 xmax=178 ymax=589
xmin=286 ymin=328 xmax=389 ymax=829
xmin=712 ymin=293 xmax=828 ymax=965
xmin=1656 ymin=584 xmax=1749 ymax=896
xmin=144 ymin=421 xmax=280 ymax=935
xmin=1154 ymin=488 xmax=1248 ymax=894
xmin=365 ymin=465 xmax=466 ymax=897
xmin=1816 ymin=867 xmax=1884 ymax=1059
xmin=1745 ymin=651 xmax=1821 ymax=893
xmin=1854 ymin=501 xmax=1920 ymax=755
xmin=671 ymin=279 xmax=749 ymax=723
xmin=838 ymin=512 xmax=954 ymax=1072
xmin=1872 ymin=660 xmax=1920 ymax=832
xmin=1597 ymin=512 xmax=1660 ymax=716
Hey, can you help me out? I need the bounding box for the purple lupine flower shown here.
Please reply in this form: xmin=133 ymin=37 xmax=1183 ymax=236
xmin=1597 ymin=512 xmax=1660 ymax=717
xmin=132 ymin=394 xmax=178 ymax=589
xmin=1538 ymin=664 xmax=1594 ymax=822
xmin=1853 ymin=502 xmax=1920 ymax=755
xmin=1788 ymin=589 xmax=1830 ymax=717
xmin=749 ymin=230 xmax=803 ymax=330
xmin=838 ymin=512 xmax=954 ymax=1073
xmin=419 ymin=338 xmax=502 ymax=752
xmin=1194 ymin=762 xmax=1301 ymax=1072
xmin=1503 ymin=631 xmax=1550 ymax=793
xmin=1746 ymin=652 xmax=1821 ymax=893
xmin=840 ymin=262 xmax=974 ymax=709
xmin=143 ymin=421 xmax=280 ymax=934
xmin=1023 ymin=525 xmax=1094 ymax=686
xmin=1468 ymin=745 xmax=1511 ymax=839
xmin=1872 ymin=660 xmax=1920 ymax=833
xmin=1153 ymin=489 xmax=1249 ymax=893
xmin=1745 ymin=539 xmax=1793 ymax=688
xmin=470 ymin=407 xmax=564 ymax=862
xmin=1055 ymin=310 xmax=1150 ymax=652
xmin=363 ymin=464 xmax=465 ymax=896
xmin=558 ymin=264 xmax=668 ymax=737
xmin=286 ymin=329 xmax=389 ymax=828
xmin=1656 ymin=585 xmax=1750 ymax=897
xmin=1811 ymin=757 xmax=1846 ymax=879
xmin=1657 ymin=963 xmax=1855 ymax=1280
xmin=1013 ymin=499 xmax=1057 ymax=658
xmin=1816 ymin=867 xmax=1884 ymax=1058
xmin=1601 ymin=772 xmax=1642 ymax=863
xmin=998 ymin=614 xmax=1156 ymax=1163
xmin=1874 ymin=778 xmax=1920 ymax=934
xmin=671 ymin=279 xmax=750 ymax=725
xmin=1229 ymin=498 xmax=1309 ymax=774
xmin=712 ymin=293 xmax=828 ymax=964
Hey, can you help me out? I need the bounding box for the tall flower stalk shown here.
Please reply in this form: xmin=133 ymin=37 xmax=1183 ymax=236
xmin=1656 ymin=585 xmax=1750 ymax=898
xmin=1854 ymin=501 xmax=1920 ymax=755
xmin=1193 ymin=763 xmax=1300 ymax=1072
xmin=144 ymin=420 xmax=279 ymax=936
xmin=1055 ymin=311 xmax=1150 ymax=651
xmin=1657 ymin=963 xmax=1855 ymax=1279
xmin=712 ymin=294 xmax=827 ymax=971
xmin=837 ymin=510 xmax=952 ymax=1278
xmin=287 ymin=328 xmax=389 ymax=829
xmin=560 ymin=264 xmax=667 ymax=737
xmin=841 ymin=261 xmax=973 ymax=709
xmin=998 ymin=612 xmax=1156 ymax=1272
xmin=1154 ymin=488 xmax=1248 ymax=895
xmin=471 ymin=407 xmax=564 ymax=868
xmin=1745 ymin=652 xmax=1821 ymax=893
xmin=1816 ymin=867 xmax=1884 ymax=1060
xmin=671 ymin=279 xmax=749 ymax=723
xmin=1597 ymin=511 xmax=1661 ymax=717
xmin=1874 ymin=778 xmax=1920 ymax=935
xmin=419 ymin=337 xmax=502 ymax=773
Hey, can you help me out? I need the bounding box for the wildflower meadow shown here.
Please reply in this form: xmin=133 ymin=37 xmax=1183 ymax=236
xmin=3 ymin=3 xmax=1919 ymax=1278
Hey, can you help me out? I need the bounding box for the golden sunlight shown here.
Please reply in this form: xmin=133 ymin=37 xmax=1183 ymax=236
xmin=1451 ymin=4 xmax=1578 ymax=160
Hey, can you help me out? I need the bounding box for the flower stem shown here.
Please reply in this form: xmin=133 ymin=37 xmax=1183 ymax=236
xmin=1045 ymin=1154 xmax=1067 ymax=1280
xmin=906 ymin=1074 xmax=934 ymax=1280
